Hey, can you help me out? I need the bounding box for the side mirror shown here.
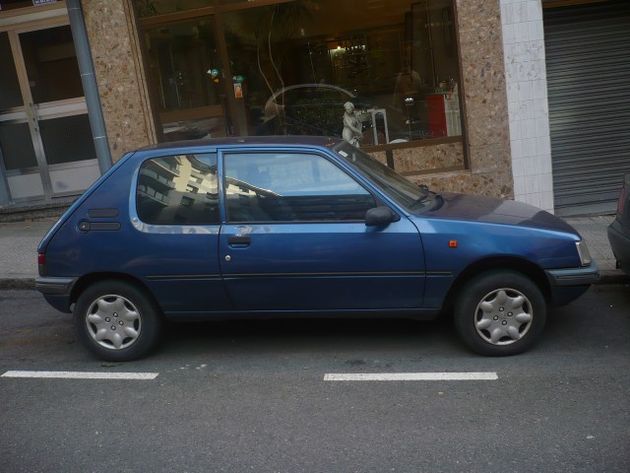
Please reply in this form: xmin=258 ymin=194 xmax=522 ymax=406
xmin=365 ymin=206 xmax=398 ymax=227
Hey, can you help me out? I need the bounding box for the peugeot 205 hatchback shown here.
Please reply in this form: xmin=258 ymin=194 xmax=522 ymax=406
xmin=36 ymin=137 xmax=599 ymax=361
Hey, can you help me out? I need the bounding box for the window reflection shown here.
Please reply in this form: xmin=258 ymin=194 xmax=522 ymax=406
xmin=20 ymin=26 xmax=83 ymax=104
xmin=137 ymin=154 xmax=219 ymax=225
xmin=223 ymin=0 xmax=462 ymax=143
xmin=224 ymin=153 xmax=375 ymax=222
xmin=0 ymin=33 xmax=23 ymax=110
xmin=143 ymin=19 xmax=227 ymax=142
xmin=40 ymin=115 xmax=97 ymax=165
xmin=136 ymin=0 xmax=462 ymax=146
xmin=0 ymin=122 xmax=38 ymax=170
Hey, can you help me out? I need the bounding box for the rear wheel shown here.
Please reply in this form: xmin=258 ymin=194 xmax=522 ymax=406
xmin=453 ymin=270 xmax=546 ymax=356
xmin=74 ymin=280 xmax=162 ymax=361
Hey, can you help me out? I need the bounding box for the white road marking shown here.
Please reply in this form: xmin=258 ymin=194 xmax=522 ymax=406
xmin=323 ymin=372 xmax=499 ymax=381
xmin=1 ymin=370 xmax=159 ymax=380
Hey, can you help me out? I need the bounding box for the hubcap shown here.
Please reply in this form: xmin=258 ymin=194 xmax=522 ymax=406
xmin=474 ymin=288 xmax=533 ymax=346
xmin=85 ymin=295 xmax=141 ymax=350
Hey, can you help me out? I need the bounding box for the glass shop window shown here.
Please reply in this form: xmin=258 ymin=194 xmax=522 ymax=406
xmin=224 ymin=153 xmax=376 ymax=222
xmin=135 ymin=0 xmax=462 ymax=147
xmin=141 ymin=18 xmax=228 ymax=142
xmin=136 ymin=153 xmax=220 ymax=225
xmin=222 ymin=0 xmax=462 ymax=145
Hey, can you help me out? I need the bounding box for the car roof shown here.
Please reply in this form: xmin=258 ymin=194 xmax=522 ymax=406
xmin=136 ymin=135 xmax=342 ymax=153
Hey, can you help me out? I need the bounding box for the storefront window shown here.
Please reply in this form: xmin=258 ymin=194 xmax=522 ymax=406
xmin=143 ymin=18 xmax=228 ymax=141
xmin=137 ymin=0 xmax=462 ymax=148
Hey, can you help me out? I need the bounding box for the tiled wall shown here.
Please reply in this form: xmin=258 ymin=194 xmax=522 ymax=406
xmin=500 ymin=0 xmax=554 ymax=212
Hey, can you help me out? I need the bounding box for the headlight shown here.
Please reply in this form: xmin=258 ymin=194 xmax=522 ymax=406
xmin=576 ymin=240 xmax=592 ymax=266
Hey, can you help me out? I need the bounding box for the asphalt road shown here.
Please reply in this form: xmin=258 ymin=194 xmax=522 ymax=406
xmin=1 ymin=285 xmax=629 ymax=473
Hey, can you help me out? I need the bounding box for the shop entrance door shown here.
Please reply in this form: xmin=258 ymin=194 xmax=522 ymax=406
xmin=0 ymin=16 xmax=100 ymax=204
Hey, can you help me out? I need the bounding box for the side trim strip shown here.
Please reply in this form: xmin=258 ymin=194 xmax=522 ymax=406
xmin=163 ymin=307 xmax=441 ymax=320
xmin=145 ymin=274 xmax=221 ymax=281
xmin=223 ymin=271 xmax=427 ymax=279
xmin=221 ymin=271 xmax=451 ymax=278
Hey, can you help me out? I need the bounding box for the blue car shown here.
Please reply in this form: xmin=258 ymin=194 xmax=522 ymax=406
xmin=36 ymin=137 xmax=599 ymax=361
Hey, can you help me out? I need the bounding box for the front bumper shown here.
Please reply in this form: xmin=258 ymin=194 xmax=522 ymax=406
xmin=545 ymin=264 xmax=599 ymax=306
xmin=545 ymin=264 xmax=600 ymax=287
xmin=608 ymin=220 xmax=630 ymax=273
xmin=35 ymin=277 xmax=75 ymax=313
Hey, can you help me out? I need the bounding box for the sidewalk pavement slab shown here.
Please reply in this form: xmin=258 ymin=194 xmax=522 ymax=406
xmin=564 ymin=216 xmax=616 ymax=271
xmin=0 ymin=219 xmax=55 ymax=283
xmin=0 ymin=215 xmax=627 ymax=288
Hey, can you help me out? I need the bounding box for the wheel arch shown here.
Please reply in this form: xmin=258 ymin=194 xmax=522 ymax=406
xmin=70 ymin=272 xmax=158 ymax=308
xmin=442 ymin=256 xmax=551 ymax=313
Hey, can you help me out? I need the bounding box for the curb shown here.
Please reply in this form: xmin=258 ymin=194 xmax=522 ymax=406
xmin=0 ymin=278 xmax=35 ymax=290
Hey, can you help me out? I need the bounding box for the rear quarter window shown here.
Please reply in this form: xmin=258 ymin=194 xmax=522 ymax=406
xmin=136 ymin=153 xmax=219 ymax=225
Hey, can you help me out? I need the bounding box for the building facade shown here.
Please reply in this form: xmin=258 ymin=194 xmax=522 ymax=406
xmin=1 ymin=0 xmax=628 ymax=217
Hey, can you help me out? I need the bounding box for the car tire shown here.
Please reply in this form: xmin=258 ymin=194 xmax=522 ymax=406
xmin=453 ymin=270 xmax=546 ymax=356
xmin=74 ymin=280 xmax=162 ymax=361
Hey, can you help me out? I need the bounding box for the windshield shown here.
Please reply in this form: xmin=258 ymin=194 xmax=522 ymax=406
xmin=335 ymin=142 xmax=429 ymax=210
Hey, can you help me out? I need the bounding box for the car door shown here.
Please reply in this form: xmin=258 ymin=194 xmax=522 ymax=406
xmin=132 ymin=152 xmax=231 ymax=314
xmin=218 ymin=149 xmax=425 ymax=311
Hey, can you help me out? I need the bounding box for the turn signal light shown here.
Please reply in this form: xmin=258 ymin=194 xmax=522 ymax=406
xmin=448 ymin=240 xmax=458 ymax=248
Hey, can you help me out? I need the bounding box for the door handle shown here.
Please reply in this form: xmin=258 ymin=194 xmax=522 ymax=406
xmin=228 ymin=235 xmax=251 ymax=246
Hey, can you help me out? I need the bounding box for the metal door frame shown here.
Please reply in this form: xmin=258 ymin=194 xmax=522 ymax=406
xmin=0 ymin=3 xmax=92 ymax=203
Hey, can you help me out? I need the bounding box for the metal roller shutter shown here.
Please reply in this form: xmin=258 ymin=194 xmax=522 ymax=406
xmin=544 ymin=0 xmax=630 ymax=216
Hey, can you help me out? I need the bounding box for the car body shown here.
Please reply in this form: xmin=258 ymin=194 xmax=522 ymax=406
xmin=608 ymin=174 xmax=630 ymax=274
xmin=36 ymin=137 xmax=599 ymax=360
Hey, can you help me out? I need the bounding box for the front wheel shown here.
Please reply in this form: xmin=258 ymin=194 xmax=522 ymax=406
xmin=453 ymin=271 xmax=547 ymax=356
xmin=74 ymin=280 xmax=162 ymax=361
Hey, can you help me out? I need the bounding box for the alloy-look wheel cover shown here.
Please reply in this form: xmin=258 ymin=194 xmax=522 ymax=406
xmin=474 ymin=288 xmax=533 ymax=346
xmin=85 ymin=294 xmax=142 ymax=350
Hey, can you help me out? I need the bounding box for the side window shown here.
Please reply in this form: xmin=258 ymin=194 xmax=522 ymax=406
xmin=224 ymin=153 xmax=376 ymax=222
xmin=136 ymin=153 xmax=219 ymax=225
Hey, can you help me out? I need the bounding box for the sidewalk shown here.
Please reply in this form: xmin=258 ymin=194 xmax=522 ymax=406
xmin=0 ymin=218 xmax=56 ymax=288
xmin=564 ymin=216 xmax=617 ymax=271
xmin=0 ymin=215 xmax=626 ymax=288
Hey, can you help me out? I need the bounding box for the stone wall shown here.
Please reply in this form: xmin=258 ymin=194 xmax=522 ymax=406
xmin=390 ymin=0 xmax=514 ymax=199
xmin=369 ymin=141 xmax=465 ymax=173
xmin=81 ymin=0 xmax=156 ymax=160
xmin=395 ymin=141 xmax=465 ymax=174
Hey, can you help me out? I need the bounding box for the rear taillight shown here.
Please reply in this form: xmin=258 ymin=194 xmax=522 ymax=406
xmin=38 ymin=252 xmax=46 ymax=276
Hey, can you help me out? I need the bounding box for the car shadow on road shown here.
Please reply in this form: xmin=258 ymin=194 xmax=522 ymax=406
xmin=160 ymin=314 xmax=459 ymax=356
